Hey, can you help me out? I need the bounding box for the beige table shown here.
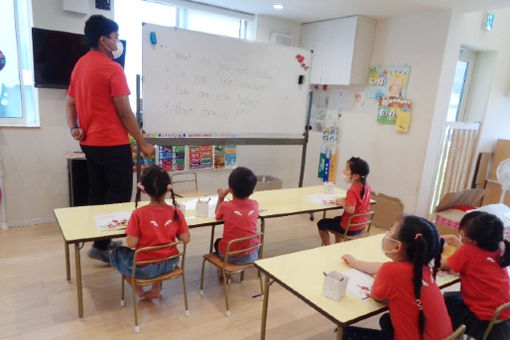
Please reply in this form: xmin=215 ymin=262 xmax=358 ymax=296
xmin=54 ymin=185 xmax=353 ymax=318
xmin=254 ymin=234 xmax=459 ymax=340
xmin=54 ymin=200 xmax=219 ymax=318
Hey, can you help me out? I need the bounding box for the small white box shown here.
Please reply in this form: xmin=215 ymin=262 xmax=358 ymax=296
xmin=195 ymin=198 xmax=210 ymax=217
xmin=323 ymin=271 xmax=349 ymax=300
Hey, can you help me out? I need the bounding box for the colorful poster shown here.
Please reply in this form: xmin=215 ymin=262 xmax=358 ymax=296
xmin=189 ymin=145 xmax=213 ymax=170
xmin=130 ymin=135 xmax=155 ymax=171
xmin=225 ymin=145 xmax=237 ymax=169
xmin=173 ymin=146 xmax=186 ymax=171
xmin=157 ymin=145 xmax=174 ymax=171
xmin=367 ymin=65 xmax=411 ymax=99
xmin=214 ymin=145 xmax=226 ymax=169
xmin=318 ymin=123 xmax=339 ymax=181
xmin=396 ymin=106 xmax=412 ymax=133
xmin=377 ymin=97 xmax=411 ymax=125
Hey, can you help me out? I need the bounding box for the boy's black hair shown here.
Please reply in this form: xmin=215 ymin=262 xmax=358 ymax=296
xmin=459 ymin=211 xmax=510 ymax=267
xmin=135 ymin=165 xmax=179 ymax=220
xmin=347 ymin=157 xmax=370 ymax=198
xmin=397 ymin=215 xmax=443 ymax=340
xmin=228 ymin=167 xmax=257 ymax=199
xmin=84 ymin=15 xmax=119 ymax=49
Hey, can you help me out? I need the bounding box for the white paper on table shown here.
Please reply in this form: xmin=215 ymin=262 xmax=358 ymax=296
xmin=94 ymin=211 xmax=131 ymax=232
xmin=344 ymin=268 xmax=375 ymax=300
xmin=305 ymin=193 xmax=341 ymax=206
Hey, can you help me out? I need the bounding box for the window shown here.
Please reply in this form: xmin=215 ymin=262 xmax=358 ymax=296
xmin=0 ymin=0 xmax=38 ymax=126
xmin=114 ymin=0 xmax=252 ymax=109
xmin=446 ymin=47 xmax=475 ymax=122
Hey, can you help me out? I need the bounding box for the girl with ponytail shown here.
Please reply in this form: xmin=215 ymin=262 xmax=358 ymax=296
xmin=111 ymin=165 xmax=190 ymax=299
xmin=317 ymin=156 xmax=371 ymax=245
xmin=441 ymin=211 xmax=510 ymax=339
xmin=341 ymin=216 xmax=452 ymax=340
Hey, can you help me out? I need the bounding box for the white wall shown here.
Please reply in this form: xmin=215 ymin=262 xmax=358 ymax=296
xmin=332 ymin=10 xmax=452 ymax=214
xmin=255 ymin=14 xmax=302 ymax=46
xmin=416 ymin=8 xmax=510 ymax=216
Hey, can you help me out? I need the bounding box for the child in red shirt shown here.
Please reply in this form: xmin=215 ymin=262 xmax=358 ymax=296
xmin=342 ymin=215 xmax=452 ymax=340
xmin=441 ymin=211 xmax=510 ymax=339
xmin=317 ymin=156 xmax=371 ymax=245
xmin=110 ymin=165 xmax=190 ymax=299
xmin=215 ymin=167 xmax=259 ymax=266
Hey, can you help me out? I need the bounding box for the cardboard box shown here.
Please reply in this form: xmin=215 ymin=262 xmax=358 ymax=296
xmin=371 ymin=192 xmax=403 ymax=230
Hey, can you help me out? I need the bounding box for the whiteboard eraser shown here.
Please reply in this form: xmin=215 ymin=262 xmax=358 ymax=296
xmin=150 ymin=32 xmax=157 ymax=45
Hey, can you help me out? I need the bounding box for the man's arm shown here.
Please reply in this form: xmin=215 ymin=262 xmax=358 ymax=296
xmin=113 ymin=95 xmax=155 ymax=157
xmin=65 ymin=96 xmax=85 ymax=141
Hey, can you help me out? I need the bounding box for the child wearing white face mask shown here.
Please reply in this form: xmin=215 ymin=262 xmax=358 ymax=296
xmin=317 ymin=157 xmax=371 ymax=245
xmin=341 ymin=216 xmax=452 ymax=340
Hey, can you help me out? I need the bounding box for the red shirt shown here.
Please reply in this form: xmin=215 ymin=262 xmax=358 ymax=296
xmin=216 ymin=199 xmax=259 ymax=256
xmin=126 ymin=205 xmax=189 ymax=263
xmin=447 ymin=244 xmax=510 ymax=320
xmin=372 ymin=261 xmax=452 ymax=340
xmin=68 ymin=50 xmax=130 ymax=146
xmin=342 ymin=183 xmax=371 ymax=230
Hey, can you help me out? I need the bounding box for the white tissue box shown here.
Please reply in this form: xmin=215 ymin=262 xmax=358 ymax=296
xmin=323 ymin=181 xmax=335 ymax=194
xmin=323 ymin=271 xmax=349 ymax=300
xmin=195 ymin=199 xmax=210 ymax=217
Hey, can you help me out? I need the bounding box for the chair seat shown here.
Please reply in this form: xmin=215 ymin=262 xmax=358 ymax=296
xmin=134 ymin=267 xmax=183 ymax=286
xmin=203 ymin=253 xmax=253 ymax=273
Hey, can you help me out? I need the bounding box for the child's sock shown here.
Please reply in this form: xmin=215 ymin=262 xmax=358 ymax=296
xmin=143 ymin=284 xmax=161 ymax=299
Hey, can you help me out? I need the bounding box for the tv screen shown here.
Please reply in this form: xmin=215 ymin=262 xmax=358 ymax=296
xmin=32 ymin=27 xmax=126 ymax=89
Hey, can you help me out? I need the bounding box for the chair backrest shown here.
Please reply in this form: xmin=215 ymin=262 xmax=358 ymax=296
xmin=132 ymin=241 xmax=186 ymax=278
xmin=482 ymin=302 xmax=510 ymax=340
xmin=344 ymin=211 xmax=375 ymax=235
xmin=170 ymin=172 xmax=198 ymax=195
xmin=442 ymin=324 xmax=465 ymax=340
xmin=224 ymin=232 xmax=263 ymax=264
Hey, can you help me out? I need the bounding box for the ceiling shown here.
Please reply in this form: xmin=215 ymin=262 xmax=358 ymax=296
xmin=192 ymin=0 xmax=510 ymax=22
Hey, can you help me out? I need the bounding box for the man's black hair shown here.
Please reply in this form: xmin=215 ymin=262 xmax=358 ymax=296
xmin=84 ymin=15 xmax=119 ymax=49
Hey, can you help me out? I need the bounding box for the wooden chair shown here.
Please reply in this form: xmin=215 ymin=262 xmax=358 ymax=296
xmin=121 ymin=241 xmax=189 ymax=333
xmin=199 ymin=233 xmax=263 ymax=316
xmin=170 ymin=171 xmax=202 ymax=197
xmin=481 ymin=302 xmax=510 ymax=340
xmin=333 ymin=211 xmax=375 ymax=242
xmin=442 ymin=324 xmax=466 ymax=340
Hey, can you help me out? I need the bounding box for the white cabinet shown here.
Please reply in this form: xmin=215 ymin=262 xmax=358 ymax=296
xmin=301 ymin=16 xmax=375 ymax=85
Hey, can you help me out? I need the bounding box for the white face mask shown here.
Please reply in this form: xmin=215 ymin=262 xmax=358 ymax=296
xmin=381 ymin=233 xmax=399 ymax=254
xmin=106 ymin=38 xmax=123 ymax=59
xmin=342 ymin=174 xmax=351 ymax=184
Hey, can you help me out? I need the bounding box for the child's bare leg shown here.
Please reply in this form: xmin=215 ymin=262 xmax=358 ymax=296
xmin=124 ymin=275 xmax=145 ymax=297
xmin=318 ymin=229 xmax=331 ymax=246
xmin=334 ymin=233 xmax=344 ymax=243
xmin=143 ymin=283 xmax=161 ymax=299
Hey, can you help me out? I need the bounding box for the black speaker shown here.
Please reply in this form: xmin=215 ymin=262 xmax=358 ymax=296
xmin=67 ymin=156 xmax=89 ymax=207
xmin=95 ymin=0 xmax=111 ymax=10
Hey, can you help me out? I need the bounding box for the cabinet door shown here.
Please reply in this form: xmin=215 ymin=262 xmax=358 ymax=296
xmin=301 ymin=21 xmax=324 ymax=84
xmin=320 ymin=17 xmax=357 ymax=85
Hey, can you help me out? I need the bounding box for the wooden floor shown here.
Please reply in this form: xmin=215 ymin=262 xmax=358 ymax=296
xmin=1 ymin=213 xmax=391 ymax=340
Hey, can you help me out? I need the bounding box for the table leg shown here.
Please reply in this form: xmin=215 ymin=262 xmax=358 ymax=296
xmin=260 ymin=274 xmax=270 ymax=340
xmin=208 ymin=224 xmax=216 ymax=253
xmin=336 ymin=325 xmax=344 ymax=340
xmin=65 ymin=242 xmax=70 ymax=281
xmin=74 ymin=243 xmax=83 ymax=318
xmin=259 ymin=218 xmax=265 ymax=259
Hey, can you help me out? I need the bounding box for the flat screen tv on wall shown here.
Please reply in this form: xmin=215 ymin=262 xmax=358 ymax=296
xmin=32 ymin=27 xmax=126 ymax=89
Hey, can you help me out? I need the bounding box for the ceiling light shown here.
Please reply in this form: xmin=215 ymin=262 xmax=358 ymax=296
xmin=273 ymin=4 xmax=284 ymax=10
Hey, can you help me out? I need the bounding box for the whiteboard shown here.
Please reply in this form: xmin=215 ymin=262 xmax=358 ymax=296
xmin=142 ymin=24 xmax=312 ymax=135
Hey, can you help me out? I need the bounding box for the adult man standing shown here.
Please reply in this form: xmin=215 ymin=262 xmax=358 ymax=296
xmin=65 ymin=15 xmax=154 ymax=263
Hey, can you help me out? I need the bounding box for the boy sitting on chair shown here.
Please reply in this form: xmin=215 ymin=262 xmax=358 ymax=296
xmin=215 ymin=167 xmax=260 ymax=268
